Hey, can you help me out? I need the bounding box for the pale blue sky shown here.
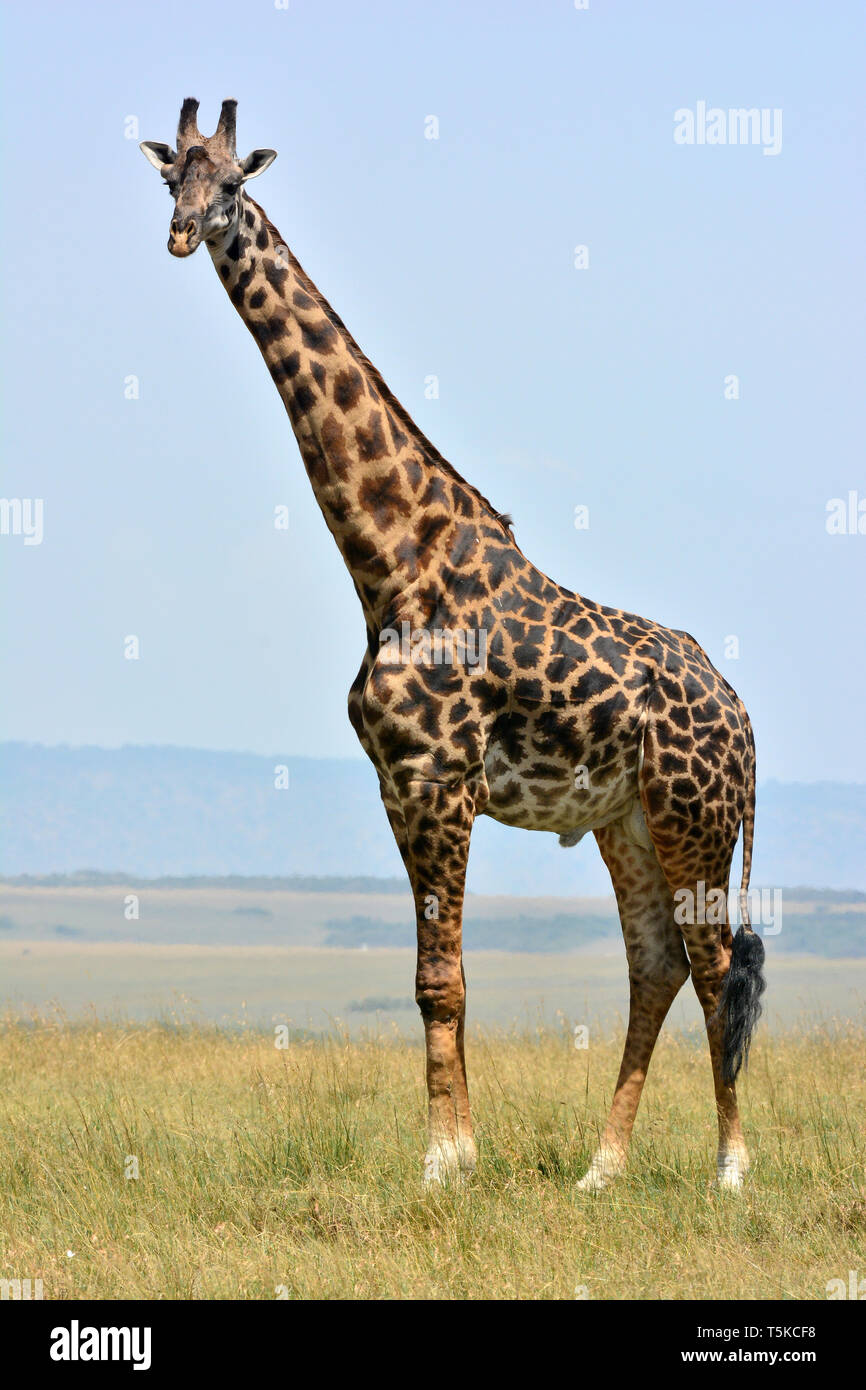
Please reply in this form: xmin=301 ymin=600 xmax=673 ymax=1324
xmin=2 ymin=0 xmax=864 ymax=779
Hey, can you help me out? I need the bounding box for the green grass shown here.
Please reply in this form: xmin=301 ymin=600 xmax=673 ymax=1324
xmin=1 ymin=1018 xmax=863 ymax=1299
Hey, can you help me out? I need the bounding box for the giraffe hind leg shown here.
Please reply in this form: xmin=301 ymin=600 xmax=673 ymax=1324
xmin=577 ymin=819 xmax=690 ymax=1192
xmin=638 ymin=720 xmax=758 ymax=1190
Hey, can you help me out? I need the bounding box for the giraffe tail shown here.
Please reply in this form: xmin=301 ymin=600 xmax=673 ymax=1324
xmin=719 ymin=717 xmax=766 ymax=1086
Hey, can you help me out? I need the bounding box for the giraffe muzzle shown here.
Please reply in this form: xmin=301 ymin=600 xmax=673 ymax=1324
xmin=168 ymin=214 xmax=203 ymax=257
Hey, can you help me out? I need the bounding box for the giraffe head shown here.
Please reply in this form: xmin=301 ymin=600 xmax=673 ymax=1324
xmin=140 ymin=98 xmax=276 ymax=257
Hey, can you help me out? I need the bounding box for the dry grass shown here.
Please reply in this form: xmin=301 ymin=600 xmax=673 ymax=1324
xmin=0 ymin=1017 xmax=863 ymax=1300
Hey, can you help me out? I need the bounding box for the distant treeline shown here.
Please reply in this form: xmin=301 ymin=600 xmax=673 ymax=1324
xmin=767 ymin=911 xmax=866 ymax=956
xmin=4 ymin=872 xmax=861 ymax=904
xmin=324 ymin=913 xmax=618 ymax=953
xmin=323 ymin=910 xmax=866 ymax=957
xmin=778 ymin=886 xmax=866 ymax=903
xmin=0 ymin=871 xmax=408 ymax=894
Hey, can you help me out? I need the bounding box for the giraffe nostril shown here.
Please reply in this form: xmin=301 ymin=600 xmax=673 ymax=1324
xmin=184 ymin=220 xmax=196 ymax=237
xmin=170 ymin=220 xmax=179 ymax=235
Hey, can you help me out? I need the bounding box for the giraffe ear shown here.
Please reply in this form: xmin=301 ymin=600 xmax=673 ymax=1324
xmin=140 ymin=141 xmax=177 ymax=172
xmin=240 ymin=149 xmax=277 ymax=181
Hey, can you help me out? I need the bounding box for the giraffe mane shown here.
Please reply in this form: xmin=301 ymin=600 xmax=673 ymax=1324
xmin=247 ymin=200 xmax=514 ymax=539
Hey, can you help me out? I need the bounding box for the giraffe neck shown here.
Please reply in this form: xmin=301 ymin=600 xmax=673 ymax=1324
xmin=208 ymin=193 xmax=508 ymax=627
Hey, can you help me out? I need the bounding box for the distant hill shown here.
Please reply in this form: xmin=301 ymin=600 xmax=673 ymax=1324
xmin=1 ymin=743 xmax=865 ymax=895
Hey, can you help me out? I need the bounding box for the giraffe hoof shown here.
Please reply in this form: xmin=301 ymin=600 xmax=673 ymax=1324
xmin=576 ymin=1169 xmax=610 ymax=1193
xmin=713 ymin=1149 xmax=749 ymax=1192
xmin=576 ymin=1145 xmax=625 ymax=1193
xmin=456 ymin=1135 xmax=477 ymax=1175
xmin=422 ymin=1134 xmax=477 ymax=1187
xmin=422 ymin=1141 xmax=463 ymax=1188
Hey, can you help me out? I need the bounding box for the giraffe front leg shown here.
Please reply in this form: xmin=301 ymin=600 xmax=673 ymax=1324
xmin=398 ymin=778 xmax=476 ymax=1186
xmin=421 ymin=1013 xmax=472 ymax=1186
xmin=451 ymin=958 xmax=477 ymax=1176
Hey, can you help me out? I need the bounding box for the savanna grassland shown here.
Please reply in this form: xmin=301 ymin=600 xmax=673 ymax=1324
xmin=1 ymin=1018 xmax=863 ymax=1300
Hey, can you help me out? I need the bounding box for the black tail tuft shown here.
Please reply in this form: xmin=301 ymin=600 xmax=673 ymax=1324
xmin=720 ymin=926 xmax=766 ymax=1086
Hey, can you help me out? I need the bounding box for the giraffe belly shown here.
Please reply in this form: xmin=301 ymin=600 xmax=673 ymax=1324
xmin=482 ymin=736 xmax=641 ymax=840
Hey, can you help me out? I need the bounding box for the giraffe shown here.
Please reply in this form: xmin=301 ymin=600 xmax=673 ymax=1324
xmin=141 ymin=100 xmax=766 ymax=1192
